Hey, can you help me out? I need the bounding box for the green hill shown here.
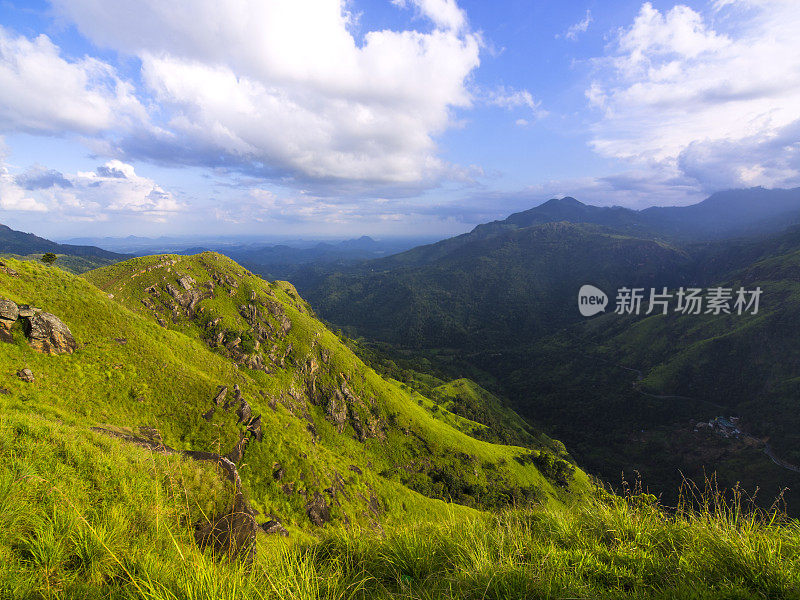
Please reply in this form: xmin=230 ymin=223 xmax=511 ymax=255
xmin=2 ymin=253 xmax=800 ymax=598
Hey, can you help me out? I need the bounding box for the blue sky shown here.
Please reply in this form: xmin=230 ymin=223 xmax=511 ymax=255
xmin=0 ymin=0 xmax=798 ymax=240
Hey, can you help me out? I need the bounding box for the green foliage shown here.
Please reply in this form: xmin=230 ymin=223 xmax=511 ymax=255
xmin=40 ymin=252 xmax=57 ymax=265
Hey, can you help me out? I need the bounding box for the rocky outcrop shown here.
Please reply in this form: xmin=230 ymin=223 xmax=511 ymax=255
xmin=305 ymin=492 xmax=332 ymax=527
xmin=92 ymin=426 xmax=261 ymax=563
xmin=0 ymin=298 xmax=76 ymax=354
xmin=260 ymin=519 xmax=289 ymax=537
xmin=17 ymin=368 xmax=34 ymax=383
xmin=24 ymin=311 xmax=77 ymax=354
xmin=0 ymin=299 xmax=18 ymax=342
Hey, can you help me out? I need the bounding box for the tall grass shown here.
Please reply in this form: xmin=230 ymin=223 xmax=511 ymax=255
xmin=2 ymin=466 xmax=799 ymax=599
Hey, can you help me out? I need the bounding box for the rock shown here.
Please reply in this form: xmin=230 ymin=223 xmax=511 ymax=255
xmin=202 ymin=407 xmax=216 ymax=421
xmin=17 ymin=368 xmax=34 ymax=383
xmin=305 ymin=492 xmax=331 ymax=527
xmin=17 ymin=305 xmax=34 ymax=318
xmin=237 ymin=399 xmax=252 ymax=425
xmin=349 ymin=465 xmax=362 ymax=475
xmin=0 ymin=298 xmax=18 ymax=342
xmin=213 ymin=386 xmax=228 ymax=405
xmin=246 ymin=415 xmax=262 ymax=442
xmin=113 ymin=337 xmax=128 ymax=345
xmin=23 ymin=312 xmax=77 ymax=354
xmin=272 ymin=462 xmax=285 ymax=481
xmin=0 ymin=262 xmax=19 ymax=277
xmin=178 ymin=275 xmax=195 ymax=291
xmin=0 ymin=387 xmax=10 ymax=395
xmin=225 ymin=431 xmax=249 ymax=464
xmin=195 ymin=494 xmax=258 ymax=563
xmin=325 ymin=390 xmax=348 ymax=432
xmin=260 ymin=519 xmax=289 ymax=537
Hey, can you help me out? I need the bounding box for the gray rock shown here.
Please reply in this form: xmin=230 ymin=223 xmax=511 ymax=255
xmin=17 ymin=304 xmax=34 ymax=318
xmin=17 ymin=368 xmax=34 ymax=383
xmin=246 ymin=414 xmax=262 ymax=442
xmin=305 ymin=492 xmax=331 ymax=527
xmin=213 ymin=386 xmax=228 ymax=405
xmin=260 ymin=519 xmax=288 ymax=537
xmin=23 ymin=312 xmax=77 ymax=354
xmin=178 ymin=275 xmax=195 ymax=291
xmin=0 ymin=298 xmax=18 ymax=342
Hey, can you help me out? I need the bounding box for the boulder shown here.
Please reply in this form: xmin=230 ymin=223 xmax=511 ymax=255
xmin=195 ymin=494 xmax=258 ymax=563
xmin=213 ymin=386 xmax=228 ymax=405
xmin=17 ymin=305 xmax=34 ymax=318
xmin=23 ymin=312 xmax=77 ymax=354
xmin=246 ymin=414 xmax=263 ymax=442
xmin=0 ymin=299 xmax=18 ymax=342
xmin=260 ymin=519 xmax=289 ymax=537
xmin=305 ymin=492 xmax=331 ymax=527
xmin=178 ymin=275 xmax=195 ymax=291
xmin=17 ymin=368 xmax=34 ymax=383
xmin=237 ymin=399 xmax=252 ymax=425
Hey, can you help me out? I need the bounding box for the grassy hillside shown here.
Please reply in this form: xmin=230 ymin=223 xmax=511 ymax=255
xmin=2 ymin=254 xmax=800 ymax=597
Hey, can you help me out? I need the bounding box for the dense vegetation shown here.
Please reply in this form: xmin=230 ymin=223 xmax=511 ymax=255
xmin=300 ymin=193 xmax=800 ymax=516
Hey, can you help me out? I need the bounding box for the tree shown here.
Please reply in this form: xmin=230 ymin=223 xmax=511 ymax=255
xmin=41 ymin=253 xmax=57 ymax=265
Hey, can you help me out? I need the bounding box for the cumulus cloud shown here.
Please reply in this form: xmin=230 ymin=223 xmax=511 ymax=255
xmin=0 ymin=26 xmax=145 ymax=135
xmin=586 ymin=1 xmax=800 ymax=191
xmin=0 ymin=153 xmax=182 ymax=221
xmin=49 ymin=0 xmax=481 ymax=190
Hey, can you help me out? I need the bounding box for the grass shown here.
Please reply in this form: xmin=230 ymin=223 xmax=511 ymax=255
xmin=2 ymin=467 xmax=798 ymax=599
xmin=1 ymin=254 xmax=799 ymax=597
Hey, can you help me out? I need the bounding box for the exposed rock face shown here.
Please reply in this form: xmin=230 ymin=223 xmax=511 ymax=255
xmin=326 ymin=390 xmax=349 ymax=432
xmin=0 ymin=299 xmax=77 ymax=354
xmin=260 ymin=519 xmax=289 ymax=537
xmin=178 ymin=275 xmax=195 ymax=291
xmin=195 ymin=488 xmax=259 ymax=563
xmin=305 ymin=492 xmax=331 ymax=527
xmin=23 ymin=312 xmax=77 ymax=354
xmin=17 ymin=368 xmax=34 ymax=383
xmin=0 ymin=299 xmax=18 ymax=342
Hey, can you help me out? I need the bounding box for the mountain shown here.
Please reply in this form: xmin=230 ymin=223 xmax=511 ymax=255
xmin=299 ymin=189 xmax=800 ymax=513
xmin=2 ymin=252 xmax=798 ymax=598
xmin=473 ymin=187 xmax=800 ymax=244
xmin=0 ymin=223 xmax=127 ymax=262
xmin=306 ymin=222 xmax=692 ymax=348
xmin=502 ymin=234 xmax=800 ymax=512
xmin=0 ymin=252 xmax=588 ymax=562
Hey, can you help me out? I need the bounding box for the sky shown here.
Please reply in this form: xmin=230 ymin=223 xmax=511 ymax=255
xmin=0 ymin=0 xmax=798 ymax=240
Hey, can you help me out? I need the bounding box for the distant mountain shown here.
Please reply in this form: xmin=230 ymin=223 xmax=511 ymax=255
xmin=476 ymin=187 xmax=800 ymax=243
xmin=306 ymin=222 xmax=691 ymax=348
xmin=299 ymin=187 xmax=800 ymax=513
xmin=0 ymin=223 xmax=128 ymax=262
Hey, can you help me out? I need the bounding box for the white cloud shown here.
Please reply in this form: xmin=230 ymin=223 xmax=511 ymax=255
xmin=586 ymin=1 xmax=800 ymax=191
xmin=484 ymin=86 xmax=547 ymax=120
xmin=49 ymin=0 xmax=481 ymax=189
xmin=0 ymin=152 xmax=182 ymax=222
xmin=564 ymin=10 xmax=593 ymax=41
xmin=0 ymin=26 xmax=145 ymax=136
xmin=392 ymin=0 xmax=467 ymax=32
